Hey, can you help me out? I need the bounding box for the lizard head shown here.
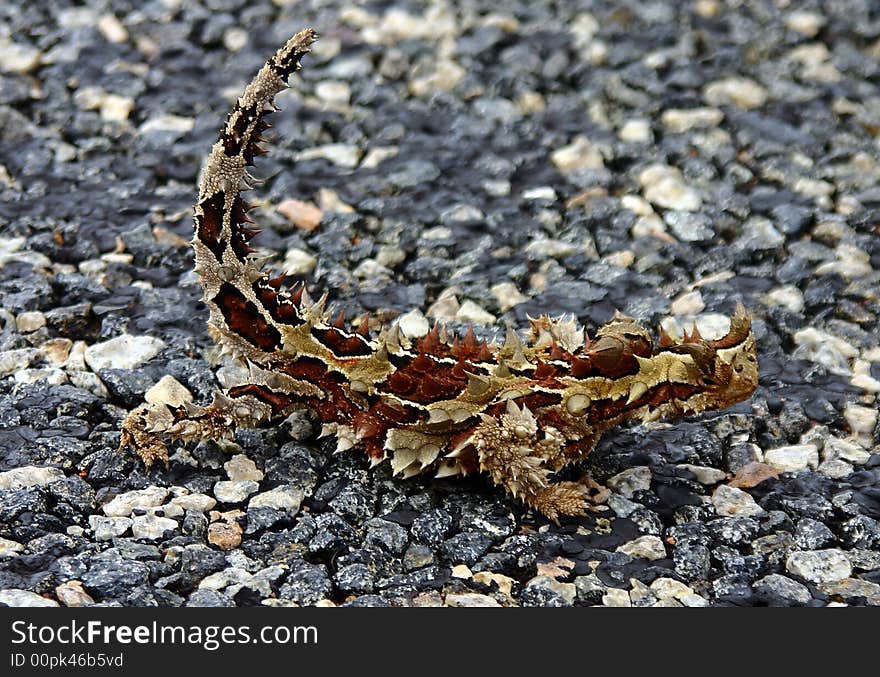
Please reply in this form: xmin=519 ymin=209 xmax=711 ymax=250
xmin=658 ymin=303 xmax=759 ymax=415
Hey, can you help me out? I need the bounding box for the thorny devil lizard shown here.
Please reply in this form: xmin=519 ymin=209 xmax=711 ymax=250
xmin=120 ymin=29 xmax=759 ymax=521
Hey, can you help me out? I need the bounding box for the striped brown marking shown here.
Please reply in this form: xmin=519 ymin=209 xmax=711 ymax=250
xmin=584 ymin=396 xmax=634 ymax=425
xmin=384 ymin=353 xmax=467 ymax=404
xmin=253 ymin=280 xmax=301 ymax=325
xmin=222 ymin=106 xmax=256 ymax=156
xmin=195 ymin=193 xmax=227 ymax=260
xmin=484 ymin=390 xmax=563 ymax=420
xmin=227 ymin=383 xmax=296 ymax=414
xmin=310 ymin=326 xmax=374 ymax=358
xmin=229 ymin=196 xmax=261 ymax=260
xmin=214 ymin=282 xmax=281 ymax=352
xmin=276 ymin=356 xmax=362 ymax=422
xmin=352 ymin=398 xmax=422 ymax=459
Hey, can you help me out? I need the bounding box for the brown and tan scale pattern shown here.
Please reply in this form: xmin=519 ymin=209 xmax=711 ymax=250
xmin=119 ymin=29 xmax=759 ymax=521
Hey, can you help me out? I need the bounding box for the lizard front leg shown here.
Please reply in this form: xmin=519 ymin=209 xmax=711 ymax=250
xmin=453 ymin=400 xmax=594 ymax=522
xmin=119 ymin=391 xmax=273 ymax=469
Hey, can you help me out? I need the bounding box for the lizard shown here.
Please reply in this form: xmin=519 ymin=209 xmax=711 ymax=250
xmin=119 ymin=28 xmax=759 ymax=521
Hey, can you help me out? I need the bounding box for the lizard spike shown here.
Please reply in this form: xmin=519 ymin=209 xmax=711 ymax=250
xmin=356 ymin=314 xmax=371 ymax=336
xmin=658 ymin=324 xmax=675 ymax=348
xmin=626 ymin=380 xmax=649 ymax=405
xmin=503 ymin=325 xmax=523 ymax=352
xmin=690 ymin=321 xmax=702 ymax=341
xmin=333 ymin=309 xmax=346 ymax=329
xmin=289 ymin=282 xmax=305 ymax=304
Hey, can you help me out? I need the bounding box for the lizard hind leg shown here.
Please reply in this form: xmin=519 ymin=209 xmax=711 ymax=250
xmin=118 ymin=391 xmax=273 ymax=469
xmin=454 ymin=400 xmax=591 ymax=522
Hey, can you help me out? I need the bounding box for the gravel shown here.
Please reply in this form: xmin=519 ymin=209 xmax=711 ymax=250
xmin=0 ymin=0 xmax=877 ymax=608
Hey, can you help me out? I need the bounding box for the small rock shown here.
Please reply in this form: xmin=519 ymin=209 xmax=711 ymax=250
xmin=0 ymin=537 xmax=24 ymax=557
xmin=679 ymin=593 xmax=709 ymax=607
xmin=638 ymin=164 xmax=701 ymax=211
xmin=397 ymin=309 xmax=430 ymax=338
xmin=677 ymin=463 xmax=726 ymax=485
xmin=131 ymin=514 xmax=178 ymax=540
xmin=138 ymin=114 xmax=194 ymax=139
xmin=0 ymin=348 xmax=42 ymax=377
xmin=703 ymin=76 xmax=768 ymax=109
xmin=712 ymin=485 xmax=765 ymax=516
xmin=408 ymin=60 xmax=465 ymax=96
xmin=99 ymin=93 xmax=135 ymax=122
xmin=818 ymin=578 xmax=880 ymax=604
xmin=522 ymin=186 xmax=557 ymax=201
xmin=276 ymin=199 xmax=323 ymax=231
xmin=102 ymin=486 xmax=169 ymax=517
xmin=15 ymin=367 xmax=67 ymax=385
xmin=84 ymin=334 xmax=165 ymax=372
xmin=661 ymin=107 xmax=724 ymax=132
xmin=224 ymin=454 xmax=264 ymax=482
xmin=763 ymin=285 xmax=805 ymax=313
xmin=472 ymin=571 xmax=515 ymax=597
xmin=794 ymin=518 xmax=835 ymax=550
xmin=15 ymin=311 xmax=46 ymax=333
xmin=491 ymin=282 xmax=529 ymax=312
xmin=618 ymin=118 xmax=652 ymax=142
xmin=550 ymin=136 xmax=604 ymax=173
xmin=441 ymin=204 xmax=484 ymax=225
xmin=213 ymin=480 xmax=260 ymax=504
xmin=824 ymin=437 xmax=870 ymax=465
xmin=207 ymin=519 xmax=242 ymax=551
xmin=0 ymin=589 xmax=58 ymax=607
xmin=792 ymin=328 xmax=858 ymax=375
xmin=524 ymin=576 xmax=577 ymax=606
xmin=445 ymin=592 xmax=501 ymax=607
xmin=360 ymin=146 xmax=399 ymax=169
xmin=145 ymin=375 xmax=193 ymax=408
xmin=650 ymin=577 xmax=694 ymax=601
xmin=754 ymin=574 xmax=812 ymax=604
xmin=616 ymin=535 xmax=666 ymax=561
xmin=296 ymin=144 xmax=360 ymax=168
xmin=283 ymin=248 xmax=318 ymax=276
xmin=279 ymin=563 xmax=332 ymax=606
xmin=315 ymin=80 xmax=351 ymax=106
xmin=55 ymin=580 xmax=95 ymax=607
xmin=607 ymin=466 xmax=652 ymax=498
xmin=844 ymin=404 xmax=877 ymax=443
xmin=728 ymin=462 xmax=780 ymax=489
xmin=818 ymin=458 xmax=853 ymax=479
xmin=455 ymin=300 xmax=496 ymax=325
xmin=670 ymin=291 xmax=705 ymax=316
xmin=0 ymin=42 xmax=41 ymax=74
xmin=602 ymin=588 xmax=631 ymax=607
xmin=426 ymin=289 xmax=460 ymax=322
xmin=0 ymin=466 xmax=65 ymax=490
xmin=170 ymin=492 xmax=217 ymax=513
xmin=248 ymin=485 xmax=304 ymax=515
xmin=785 ymin=10 xmax=826 ymax=37
xmin=786 ymin=549 xmax=852 ymax=584
xmin=365 ymin=518 xmax=409 ymax=554
xmin=97 ymin=14 xmax=129 ymax=43
xmin=89 ymin=515 xmax=132 ymax=541
xmin=765 ymin=444 xmax=819 ymax=472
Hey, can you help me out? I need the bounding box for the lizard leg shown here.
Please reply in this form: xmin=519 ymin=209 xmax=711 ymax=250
xmin=118 ymin=391 xmax=272 ymax=469
xmin=453 ymin=400 xmax=593 ymax=522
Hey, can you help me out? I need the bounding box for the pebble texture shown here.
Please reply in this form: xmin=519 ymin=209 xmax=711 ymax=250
xmin=0 ymin=0 xmax=878 ymax=608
